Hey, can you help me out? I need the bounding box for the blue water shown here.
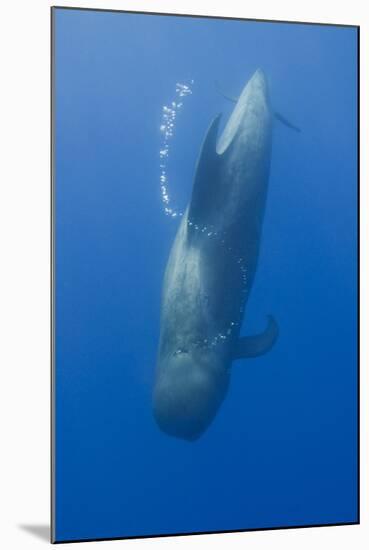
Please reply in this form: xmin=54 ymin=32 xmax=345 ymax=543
xmin=53 ymin=8 xmax=358 ymax=542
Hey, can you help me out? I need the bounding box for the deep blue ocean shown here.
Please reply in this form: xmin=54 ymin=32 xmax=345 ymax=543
xmin=54 ymin=8 xmax=358 ymax=542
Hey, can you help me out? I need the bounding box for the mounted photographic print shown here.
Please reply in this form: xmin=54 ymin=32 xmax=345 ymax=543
xmin=51 ymin=6 xmax=359 ymax=543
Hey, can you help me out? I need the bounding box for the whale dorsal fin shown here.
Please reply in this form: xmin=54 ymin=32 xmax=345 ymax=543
xmin=233 ymin=315 xmax=279 ymax=360
xmin=188 ymin=114 xmax=222 ymax=231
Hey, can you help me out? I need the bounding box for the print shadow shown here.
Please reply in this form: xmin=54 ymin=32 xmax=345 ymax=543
xmin=19 ymin=524 xmax=50 ymax=543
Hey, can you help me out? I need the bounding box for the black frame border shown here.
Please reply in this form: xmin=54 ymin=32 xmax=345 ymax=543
xmin=50 ymin=5 xmax=360 ymax=544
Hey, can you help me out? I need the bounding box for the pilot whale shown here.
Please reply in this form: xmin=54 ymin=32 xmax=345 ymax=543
xmin=153 ymin=69 xmax=290 ymax=441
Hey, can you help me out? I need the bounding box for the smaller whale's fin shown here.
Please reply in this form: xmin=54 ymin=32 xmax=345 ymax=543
xmin=233 ymin=315 xmax=279 ymax=360
xmin=274 ymin=111 xmax=301 ymax=133
xmin=215 ymin=81 xmax=238 ymax=103
xmin=188 ymin=114 xmax=222 ymax=231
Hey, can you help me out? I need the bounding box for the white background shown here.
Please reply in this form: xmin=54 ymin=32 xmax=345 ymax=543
xmin=0 ymin=0 xmax=366 ymax=548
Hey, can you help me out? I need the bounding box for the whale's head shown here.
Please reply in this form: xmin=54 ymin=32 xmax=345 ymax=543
xmin=153 ymin=347 xmax=230 ymax=441
xmin=217 ymin=68 xmax=272 ymax=157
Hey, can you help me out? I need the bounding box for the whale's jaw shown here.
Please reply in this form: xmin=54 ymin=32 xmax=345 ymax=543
xmin=217 ymin=68 xmax=271 ymax=156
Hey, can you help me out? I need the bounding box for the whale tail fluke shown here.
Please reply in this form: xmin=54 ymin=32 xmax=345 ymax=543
xmin=233 ymin=315 xmax=279 ymax=360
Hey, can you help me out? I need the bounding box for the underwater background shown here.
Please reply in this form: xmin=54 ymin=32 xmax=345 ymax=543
xmin=53 ymin=8 xmax=358 ymax=542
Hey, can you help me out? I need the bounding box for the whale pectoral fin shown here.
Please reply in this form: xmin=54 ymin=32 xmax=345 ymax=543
xmin=233 ymin=315 xmax=279 ymax=360
xmin=274 ymin=111 xmax=301 ymax=133
xmin=188 ymin=114 xmax=222 ymax=231
xmin=214 ymin=80 xmax=238 ymax=103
